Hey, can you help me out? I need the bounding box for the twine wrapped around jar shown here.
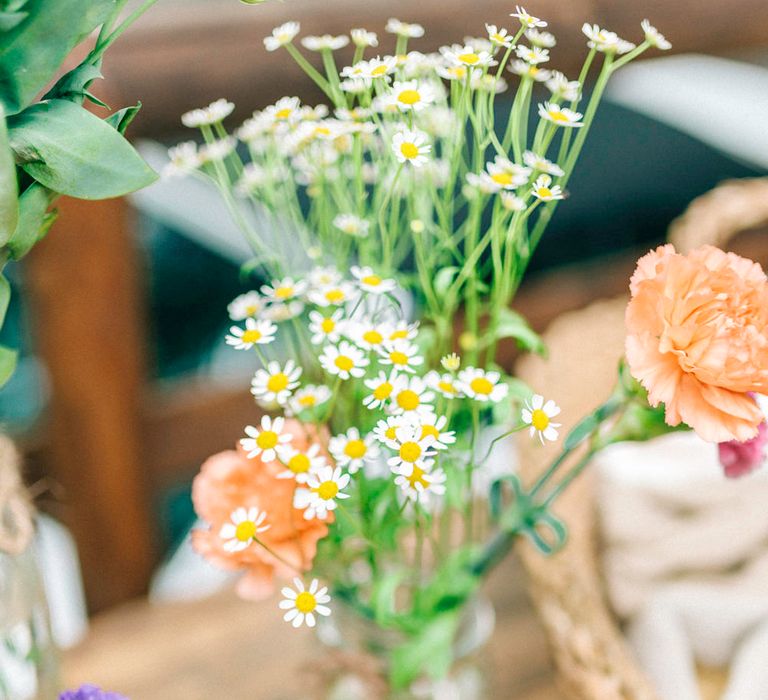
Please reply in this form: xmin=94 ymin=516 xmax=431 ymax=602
xmin=0 ymin=434 xmax=34 ymax=556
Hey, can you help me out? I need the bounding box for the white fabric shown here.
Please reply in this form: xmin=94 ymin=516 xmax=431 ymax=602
xmin=596 ymin=432 xmax=768 ymax=700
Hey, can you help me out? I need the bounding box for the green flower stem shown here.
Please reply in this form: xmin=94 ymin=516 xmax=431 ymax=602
xmin=90 ymin=0 xmax=158 ymax=63
xmin=284 ymin=43 xmax=334 ymax=100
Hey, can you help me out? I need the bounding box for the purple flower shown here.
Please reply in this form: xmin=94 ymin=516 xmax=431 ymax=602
xmin=719 ymin=420 xmax=768 ymax=478
xmin=59 ymin=686 xmax=128 ymax=700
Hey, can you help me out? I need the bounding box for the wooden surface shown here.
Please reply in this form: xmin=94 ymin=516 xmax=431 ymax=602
xmin=62 ymin=555 xmax=560 ymax=700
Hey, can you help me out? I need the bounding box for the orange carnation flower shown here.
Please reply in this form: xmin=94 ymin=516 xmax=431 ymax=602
xmin=626 ymin=244 xmax=768 ymax=443
xmin=191 ymin=420 xmax=331 ymax=600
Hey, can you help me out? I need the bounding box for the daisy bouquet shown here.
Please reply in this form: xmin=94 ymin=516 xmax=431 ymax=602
xmin=170 ymin=7 xmax=677 ymax=692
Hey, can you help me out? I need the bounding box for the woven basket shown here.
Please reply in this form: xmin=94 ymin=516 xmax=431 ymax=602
xmin=514 ymin=178 xmax=768 ymax=700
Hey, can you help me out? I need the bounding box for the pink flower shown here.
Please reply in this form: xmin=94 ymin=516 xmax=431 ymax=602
xmin=719 ymin=419 xmax=768 ymax=479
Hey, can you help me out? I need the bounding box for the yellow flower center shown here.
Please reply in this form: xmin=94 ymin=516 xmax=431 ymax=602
xmin=275 ymin=286 xmax=294 ymax=299
xmin=470 ymin=377 xmax=494 ymax=395
xmin=241 ymin=329 xmax=262 ymax=344
xmin=390 ymin=329 xmax=409 ymax=340
xmin=275 ymin=108 xmax=292 ymax=119
xmin=288 ymin=453 xmax=311 ymax=473
xmin=325 ymin=289 xmax=345 ymax=303
xmin=371 ymin=64 xmax=389 ymax=76
xmin=245 ymin=304 xmax=259 ymax=315
xmin=449 ymin=66 xmax=467 ymax=79
xmin=298 ymin=394 xmax=316 ymax=407
xmin=531 ymin=408 xmax=550 ymax=431
xmin=537 ymin=187 xmax=553 ymax=198
xmin=295 ymin=591 xmax=317 ymax=613
xmin=396 ymin=390 xmax=420 ymax=411
xmin=400 ymin=142 xmax=419 ymax=159
xmin=492 ymin=33 xmax=506 ymax=43
xmin=549 ymin=110 xmax=570 ymax=123
xmin=235 ymin=520 xmax=257 ymax=542
xmin=321 ymin=317 xmax=336 ymax=333
xmin=385 ymin=426 xmax=398 ymax=440
xmin=334 ymin=355 xmax=354 ymax=372
xmin=438 ymin=380 xmax=457 ymax=395
xmin=267 ymin=372 xmax=289 ymax=393
xmin=421 ymin=424 xmax=439 ymax=440
xmin=491 ymin=172 xmax=514 ymax=186
xmin=361 ymin=274 xmax=382 ymax=287
xmin=363 ymin=329 xmax=383 ymax=345
xmin=399 ymin=441 xmax=422 ymax=463
xmin=373 ymin=382 xmax=393 ymax=400
xmin=408 ymin=465 xmax=429 ymax=489
xmin=314 ymin=126 xmax=331 ymax=137
xmin=344 ymin=439 xmax=367 ymax=459
xmin=459 ymin=52 xmax=480 ymax=64
xmin=316 ymin=480 xmax=339 ymax=500
xmin=256 ymin=431 xmax=279 ymax=449
xmin=389 ymin=350 xmax=410 ymax=366
xmin=398 ymin=89 xmax=421 ymax=105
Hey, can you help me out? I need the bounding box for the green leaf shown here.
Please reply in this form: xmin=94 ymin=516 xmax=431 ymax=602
xmin=390 ymin=611 xmax=461 ymax=689
xmin=8 ymin=99 xmax=158 ymax=199
xmin=6 ymin=182 xmax=56 ymax=259
xmin=0 ymin=0 xmax=116 ymax=114
xmin=370 ymin=571 xmax=404 ymax=626
xmin=433 ymin=266 xmax=458 ymax=296
xmin=43 ymin=59 xmax=104 ymax=104
xmin=105 ymin=102 xmax=142 ymax=135
xmin=0 ymin=105 xmax=18 ymax=245
xmin=484 ymin=307 xmax=546 ymax=356
xmin=0 ymin=345 xmax=17 ymax=388
xmin=0 ymin=10 xmax=27 ymax=31
xmin=0 ymin=273 xmax=10 ymax=327
xmin=563 ymin=413 xmax=601 ymax=451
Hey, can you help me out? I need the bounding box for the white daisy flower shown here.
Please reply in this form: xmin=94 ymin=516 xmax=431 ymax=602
xmin=225 ymin=318 xmax=277 ymax=350
xmin=363 ymin=371 xmax=397 ymax=409
xmin=389 ymin=374 xmax=435 ymax=416
xmin=309 ymin=309 xmax=344 ymax=345
xmin=372 ymin=415 xmax=405 ymax=445
xmin=261 ymin=276 xmax=307 ymax=302
xmin=241 ymin=415 xmax=293 ymax=462
xmin=387 ymin=321 xmax=419 ymax=342
xmin=641 ymin=20 xmax=671 ymax=50
xmin=350 ymin=266 xmax=397 ymax=295
xmin=341 ymin=78 xmax=371 ymax=94
xmin=515 ymin=44 xmax=550 ymax=65
xmin=466 ymin=172 xmax=505 ymax=195
xmin=293 ymin=465 xmax=351 ymax=520
xmin=440 ymin=353 xmax=461 ymax=371
xmin=523 ymin=151 xmax=564 ymax=177
xmin=419 ymin=414 xmax=456 ymax=450
xmin=336 ymin=107 xmax=374 ymax=122
xmin=163 ymin=142 xmax=200 ymax=177
xmin=301 ymin=34 xmax=350 ymax=51
xmin=462 ymin=36 xmax=494 ymax=53
xmin=581 ymin=24 xmax=634 ymax=54
xmin=181 ymin=99 xmax=235 ymax=128
xmin=227 ymin=291 xmax=263 ymax=321
xmin=250 ymin=360 xmax=302 ymax=406
xmin=437 ymin=64 xmax=469 ymax=82
xmin=319 ymin=341 xmax=369 ymax=380
xmin=388 ymin=80 xmax=436 ymax=112
xmin=530 ymin=174 xmax=564 ymax=201
xmin=457 ymin=367 xmax=509 ymax=403
xmin=501 ymin=192 xmax=528 ymax=211
xmin=384 ymin=419 xmax=438 ymax=469
xmin=471 ymin=73 xmax=508 ymax=94
xmin=392 ymin=129 xmax=431 ymax=167
xmin=236 ymin=163 xmax=270 ymax=194
xmin=309 ymin=267 xmax=342 ymax=288
xmin=333 ymin=213 xmax=370 ymax=238
xmin=288 ymin=384 xmax=332 ymax=415
xmin=346 ymin=320 xmax=388 ymax=351
xmin=329 ymin=428 xmax=380 ymax=474
xmin=199 ymin=137 xmax=236 ymax=163
xmin=522 ymin=394 xmax=562 ymax=443
xmin=279 ymin=578 xmax=331 ymax=628
xmin=264 ymin=21 xmax=301 ymax=51
xmin=425 ymin=370 xmax=462 ymax=399
xmin=441 ymin=44 xmax=495 ymax=69
xmin=526 ymin=28 xmax=556 ymax=48
xmin=385 ymin=18 xmax=425 ymax=38
xmin=394 ymin=463 xmax=447 ymax=507
xmin=219 ymin=507 xmax=270 ymax=552
xmin=308 ymin=281 xmax=358 ymax=308
xmin=545 ymin=71 xmax=580 ymax=101
xmin=538 ymin=101 xmax=584 ymax=128
xmin=510 ymin=6 xmax=547 ymax=28
xmin=486 ymin=24 xmax=513 ymax=48
xmin=262 ymin=300 xmax=305 ymax=322
xmin=264 ymin=96 xmax=302 ymax=123
xmin=508 ymin=60 xmax=551 ymax=82
xmin=277 ymin=443 xmax=326 ymax=483
xmin=378 ymin=339 xmax=424 ymax=374
xmin=351 ymin=28 xmax=378 ymax=47
xmin=486 ymin=156 xmax=531 ymax=190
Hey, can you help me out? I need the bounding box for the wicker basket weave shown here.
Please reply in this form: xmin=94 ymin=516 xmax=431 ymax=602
xmin=514 ymin=178 xmax=768 ymax=700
